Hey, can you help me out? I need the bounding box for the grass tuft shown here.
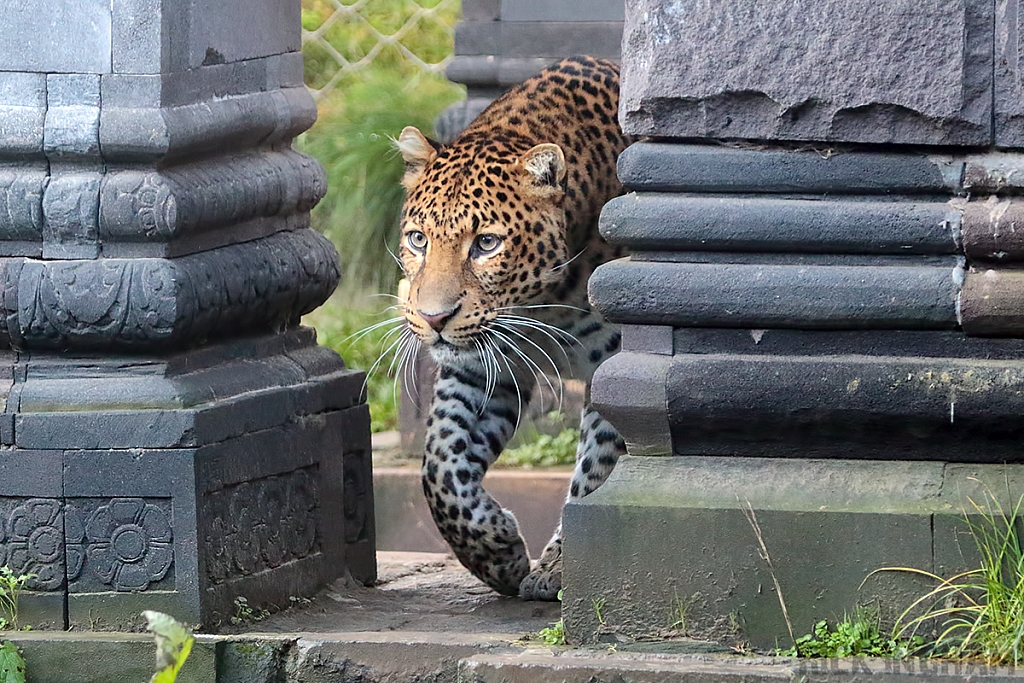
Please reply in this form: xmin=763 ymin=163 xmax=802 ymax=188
xmin=871 ymin=487 xmax=1024 ymax=665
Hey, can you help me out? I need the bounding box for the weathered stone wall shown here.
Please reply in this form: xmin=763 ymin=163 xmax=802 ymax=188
xmin=565 ymin=0 xmax=1024 ymax=648
xmin=0 ymin=0 xmax=373 ymax=630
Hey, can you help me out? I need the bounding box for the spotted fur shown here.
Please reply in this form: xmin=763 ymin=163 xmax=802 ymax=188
xmin=396 ymin=56 xmax=631 ymax=600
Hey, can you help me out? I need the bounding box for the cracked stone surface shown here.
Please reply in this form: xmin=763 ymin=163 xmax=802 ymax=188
xmin=620 ymin=0 xmax=993 ymax=145
xmin=228 ymin=552 xmax=560 ymax=636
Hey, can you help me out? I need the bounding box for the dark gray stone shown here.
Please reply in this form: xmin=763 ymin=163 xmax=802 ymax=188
xmin=620 ymin=0 xmax=993 ymax=145
xmin=0 ymin=330 xmax=371 ymax=629
xmin=446 ymin=56 xmax=559 ymax=88
xmin=0 ymin=0 xmax=371 ymax=633
xmin=617 ymin=143 xmax=960 ymax=194
xmin=0 ymin=168 xmax=47 ymax=246
xmin=594 ymin=333 xmax=1024 ymax=462
xmin=670 ymin=327 xmax=1024 ymax=360
xmin=601 ymin=194 xmax=960 ymax=255
xmin=111 ymin=0 xmax=163 ymax=74
xmin=501 ymin=0 xmax=623 ymax=21
xmin=454 ymin=22 xmax=623 ymax=58
xmin=620 ymin=324 xmax=673 ymax=354
xmin=98 ymin=149 xmax=326 ymax=252
xmin=665 ymin=353 xmax=1024 ymax=460
xmin=589 ymin=259 xmax=961 ymax=330
xmin=562 ymin=456 xmax=1008 ymax=648
xmin=179 ymin=0 xmax=300 ymax=71
xmin=996 ymin=0 xmax=1024 ymax=147
xmin=463 ymin=0 xmax=501 ymax=21
xmin=4 ymin=228 xmax=338 ymax=351
xmin=5 ymin=633 xmax=216 ymax=683
xmin=589 ymin=352 xmax=672 ymax=456
xmin=40 ymin=173 xmax=101 ymax=259
xmin=0 ymin=0 xmax=112 ymax=74
xmin=0 ymin=73 xmax=46 ymax=156
xmin=44 ymin=74 xmax=101 ymax=158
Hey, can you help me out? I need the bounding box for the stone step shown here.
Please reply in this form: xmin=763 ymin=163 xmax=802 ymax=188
xmin=6 ymin=630 xmax=1021 ymax=683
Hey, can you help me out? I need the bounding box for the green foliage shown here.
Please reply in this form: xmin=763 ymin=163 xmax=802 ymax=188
xmin=877 ymin=489 xmax=1024 ymax=666
xmin=144 ymin=611 xmax=194 ymax=683
xmin=779 ymin=610 xmax=921 ymax=658
xmin=499 ymin=428 xmax=579 ymax=468
xmin=0 ymin=642 xmax=26 ymax=683
xmin=0 ymin=568 xmax=33 ymax=631
xmin=298 ymin=73 xmax=462 ymax=296
xmin=299 ymin=0 xmax=464 ymax=297
xmin=229 ymin=597 xmax=270 ymax=626
xmin=669 ymin=591 xmax=696 ymax=635
xmin=592 ymin=597 xmax=606 ymax=626
xmin=537 ymin=620 xmax=567 ymax=646
xmin=301 ymin=0 xmax=459 ymax=92
xmin=303 ymin=298 xmax=402 ymax=433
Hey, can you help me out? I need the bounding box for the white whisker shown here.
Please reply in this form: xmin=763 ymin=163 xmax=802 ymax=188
xmin=487 ymin=325 xmax=556 ymax=413
xmin=553 ymin=246 xmax=587 ymax=271
xmin=492 ymin=321 xmax=565 ymax=412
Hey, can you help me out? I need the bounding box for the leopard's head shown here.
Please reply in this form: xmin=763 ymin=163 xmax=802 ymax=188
xmin=396 ymin=126 xmax=568 ymax=361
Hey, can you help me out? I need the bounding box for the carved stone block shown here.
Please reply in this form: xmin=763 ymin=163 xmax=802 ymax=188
xmin=0 ymin=331 xmax=372 ymax=630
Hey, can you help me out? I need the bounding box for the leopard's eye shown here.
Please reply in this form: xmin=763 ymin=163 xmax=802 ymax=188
xmin=406 ymin=231 xmax=428 ymax=253
xmin=472 ymin=234 xmax=502 ymax=255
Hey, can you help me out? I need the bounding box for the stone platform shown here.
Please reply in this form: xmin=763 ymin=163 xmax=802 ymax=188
xmin=3 ymin=552 xmax=1022 ymax=683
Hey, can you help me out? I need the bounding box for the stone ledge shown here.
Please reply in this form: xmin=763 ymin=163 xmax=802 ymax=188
xmin=563 ymin=457 xmax=1022 ymax=649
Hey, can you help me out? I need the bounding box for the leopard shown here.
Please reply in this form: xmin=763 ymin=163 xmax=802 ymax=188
xmin=394 ymin=56 xmax=633 ymax=601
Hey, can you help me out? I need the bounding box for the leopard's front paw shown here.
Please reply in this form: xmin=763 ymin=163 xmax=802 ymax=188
xmin=519 ymin=539 xmax=562 ymax=601
xmin=519 ymin=561 xmax=562 ymax=601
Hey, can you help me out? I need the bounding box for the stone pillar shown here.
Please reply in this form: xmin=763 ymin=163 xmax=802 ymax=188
xmin=0 ymin=0 xmax=373 ymax=630
xmin=566 ymin=0 xmax=1024 ymax=647
xmin=436 ymin=0 xmax=625 ymax=141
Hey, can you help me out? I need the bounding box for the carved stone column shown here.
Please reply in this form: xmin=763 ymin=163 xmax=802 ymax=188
xmin=436 ymin=0 xmax=625 ymax=141
xmin=566 ymin=0 xmax=1024 ymax=647
xmin=0 ymin=0 xmax=373 ymax=629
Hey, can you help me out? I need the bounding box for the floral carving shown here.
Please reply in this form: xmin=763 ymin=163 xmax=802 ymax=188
xmin=203 ymin=467 xmax=319 ymax=584
xmin=3 ymin=499 xmax=65 ymax=591
xmin=85 ymin=498 xmax=172 ymax=592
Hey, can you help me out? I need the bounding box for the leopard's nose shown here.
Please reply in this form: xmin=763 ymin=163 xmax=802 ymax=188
xmin=418 ymin=305 xmax=459 ymax=332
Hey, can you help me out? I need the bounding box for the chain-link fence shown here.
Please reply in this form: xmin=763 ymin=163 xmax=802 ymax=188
xmin=301 ymin=0 xmax=460 ymax=100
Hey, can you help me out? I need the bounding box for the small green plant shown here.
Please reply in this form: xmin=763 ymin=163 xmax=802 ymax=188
xmin=872 ymin=488 xmax=1024 ymax=665
xmin=592 ymin=597 xmax=607 ymax=626
xmin=778 ymin=609 xmax=921 ymax=658
xmin=537 ymin=619 xmax=567 ymax=646
xmin=0 ymin=568 xmax=34 ymax=631
xmin=0 ymin=641 xmax=26 ymax=683
xmin=144 ymin=610 xmax=194 ymax=683
xmin=669 ymin=590 xmax=696 ymax=635
xmin=499 ymin=428 xmax=579 ymax=468
xmin=229 ymin=596 xmax=270 ymax=626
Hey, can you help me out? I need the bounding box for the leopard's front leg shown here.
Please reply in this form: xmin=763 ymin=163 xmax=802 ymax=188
xmin=422 ymin=363 xmax=535 ymax=595
xmin=519 ymin=318 xmax=625 ymax=601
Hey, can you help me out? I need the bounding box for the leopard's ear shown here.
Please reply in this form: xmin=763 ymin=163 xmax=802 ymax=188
xmin=397 ymin=126 xmax=441 ymax=190
xmin=518 ymin=143 xmax=566 ymax=196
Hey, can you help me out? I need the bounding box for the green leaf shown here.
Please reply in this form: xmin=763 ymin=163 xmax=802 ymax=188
xmin=144 ymin=611 xmax=194 ymax=683
xmin=0 ymin=642 xmax=26 ymax=683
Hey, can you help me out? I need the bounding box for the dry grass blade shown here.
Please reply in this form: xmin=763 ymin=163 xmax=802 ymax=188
xmin=741 ymin=500 xmax=795 ymax=648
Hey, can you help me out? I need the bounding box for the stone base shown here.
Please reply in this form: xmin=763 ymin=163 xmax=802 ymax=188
xmin=0 ymin=328 xmax=373 ymax=630
xmin=563 ymin=456 xmax=1014 ymax=648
